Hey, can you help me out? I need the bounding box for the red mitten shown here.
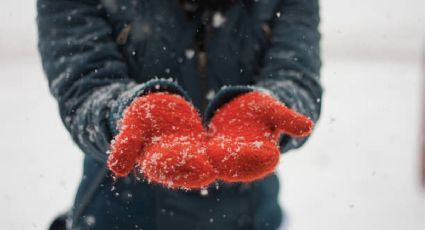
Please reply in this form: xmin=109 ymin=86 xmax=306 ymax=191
xmin=207 ymin=91 xmax=314 ymax=182
xmin=107 ymin=92 xmax=216 ymax=189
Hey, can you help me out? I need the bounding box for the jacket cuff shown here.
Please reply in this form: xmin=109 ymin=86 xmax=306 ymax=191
xmin=108 ymin=78 xmax=190 ymax=136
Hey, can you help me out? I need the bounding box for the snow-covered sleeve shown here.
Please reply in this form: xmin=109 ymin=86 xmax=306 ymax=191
xmin=206 ymin=0 xmax=322 ymax=153
xmin=37 ymin=0 xmax=188 ymax=162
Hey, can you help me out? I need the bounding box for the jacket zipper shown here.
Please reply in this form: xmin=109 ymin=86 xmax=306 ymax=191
xmin=195 ymin=10 xmax=211 ymax=111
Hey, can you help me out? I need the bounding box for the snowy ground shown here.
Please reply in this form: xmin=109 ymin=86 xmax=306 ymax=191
xmin=0 ymin=0 xmax=424 ymax=230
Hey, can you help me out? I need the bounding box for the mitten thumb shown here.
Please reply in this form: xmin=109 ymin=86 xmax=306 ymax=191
xmin=271 ymin=104 xmax=314 ymax=138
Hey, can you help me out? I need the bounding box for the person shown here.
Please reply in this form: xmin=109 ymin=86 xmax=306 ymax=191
xmin=37 ymin=0 xmax=322 ymax=229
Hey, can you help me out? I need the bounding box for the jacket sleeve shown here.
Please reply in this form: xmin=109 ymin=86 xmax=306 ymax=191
xmin=206 ymin=0 xmax=322 ymax=153
xmin=37 ymin=0 xmax=188 ymax=162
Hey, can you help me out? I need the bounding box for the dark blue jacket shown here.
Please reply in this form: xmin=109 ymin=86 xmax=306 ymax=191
xmin=37 ymin=0 xmax=322 ymax=229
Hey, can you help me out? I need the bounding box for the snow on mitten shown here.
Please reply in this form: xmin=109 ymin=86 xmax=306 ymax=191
xmin=207 ymin=91 xmax=313 ymax=182
xmin=107 ymin=92 xmax=216 ymax=189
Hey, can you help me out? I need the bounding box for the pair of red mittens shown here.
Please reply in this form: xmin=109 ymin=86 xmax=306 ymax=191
xmin=107 ymin=91 xmax=313 ymax=189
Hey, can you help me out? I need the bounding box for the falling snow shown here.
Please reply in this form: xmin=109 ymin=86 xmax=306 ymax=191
xmin=185 ymin=49 xmax=195 ymax=59
xmin=200 ymin=188 xmax=209 ymax=196
xmin=212 ymin=12 xmax=226 ymax=28
xmin=84 ymin=215 xmax=96 ymax=226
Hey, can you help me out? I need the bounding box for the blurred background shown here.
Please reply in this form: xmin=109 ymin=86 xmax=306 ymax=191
xmin=0 ymin=0 xmax=423 ymax=229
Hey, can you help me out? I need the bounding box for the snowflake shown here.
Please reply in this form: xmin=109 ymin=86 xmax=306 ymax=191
xmin=252 ymin=141 xmax=263 ymax=148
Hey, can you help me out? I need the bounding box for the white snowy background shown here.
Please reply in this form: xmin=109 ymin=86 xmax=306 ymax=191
xmin=0 ymin=0 xmax=423 ymax=229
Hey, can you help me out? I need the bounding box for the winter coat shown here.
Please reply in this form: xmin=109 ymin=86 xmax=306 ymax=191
xmin=37 ymin=0 xmax=322 ymax=229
